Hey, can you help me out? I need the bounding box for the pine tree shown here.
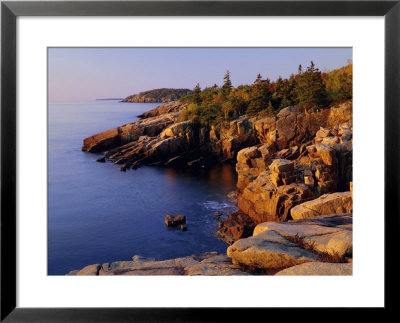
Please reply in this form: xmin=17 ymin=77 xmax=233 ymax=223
xmin=254 ymin=73 xmax=262 ymax=84
xmin=296 ymin=61 xmax=327 ymax=112
xmin=247 ymin=79 xmax=272 ymax=115
xmin=222 ymin=70 xmax=233 ymax=97
xmin=193 ymin=83 xmax=202 ymax=105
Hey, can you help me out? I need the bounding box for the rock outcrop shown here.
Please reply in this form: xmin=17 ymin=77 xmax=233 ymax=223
xmin=290 ymin=191 xmax=353 ymax=220
xmin=82 ymin=100 xmax=352 ymax=174
xmin=275 ymin=262 xmax=352 ymax=275
xmin=234 ymin=103 xmax=352 ymax=224
xmin=227 ymin=214 xmax=352 ymax=273
xmin=67 ymin=252 xmax=252 ymax=276
xmin=227 ymin=230 xmax=320 ymax=271
xmin=253 ymin=214 xmax=353 ymax=258
xmin=82 ymin=111 xmax=180 ymax=153
xmin=137 ymin=101 xmax=187 ymax=119
xmin=216 ymin=212 xmax=256 ymax=245
xmin=165 ymin=214 xmax=186 ymax=227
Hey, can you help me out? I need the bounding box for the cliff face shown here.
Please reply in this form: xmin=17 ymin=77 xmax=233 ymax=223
xmin=82 ymin=100 xmax=351 ymax=171
xmin=233 ymin=102 xmax=352 ymax=227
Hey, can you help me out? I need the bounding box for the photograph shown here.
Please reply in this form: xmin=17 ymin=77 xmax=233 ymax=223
xmin=48 ymin=47 xmax=353 ymax=276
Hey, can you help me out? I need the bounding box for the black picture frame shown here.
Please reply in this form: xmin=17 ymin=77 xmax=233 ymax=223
xmin=1 ymin=0 xmax=398 ymax=321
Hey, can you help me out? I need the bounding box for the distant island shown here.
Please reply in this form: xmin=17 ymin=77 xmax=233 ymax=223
xmin=121 ymin=88 xmax=192 ymax=103
xmin=96 ymin=98 xmax=124 ymax=101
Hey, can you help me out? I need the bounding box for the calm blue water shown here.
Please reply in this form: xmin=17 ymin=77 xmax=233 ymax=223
xmin=48 ymin=100 xmax=237 ymax=275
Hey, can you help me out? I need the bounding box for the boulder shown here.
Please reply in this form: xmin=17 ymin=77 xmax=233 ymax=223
xmin=236 ymin=146 xmax=270 ymax=191
xmin=253 ymin=214 xmax=353 ymax=258
xmin=275 ymin=107 xmax=299 ymax=150
xmin=315 ymin=127 xmax=331 ymax=138
xmin=186 ymin=254 xmax=250 ymax=276
xmin=321 ymin=136 xmax=340 ymax=147
xmin=217 ymin=117 xmax=257 ymax=160
xmin=238 ymin=172 xmax=314 ymax=223
xmin=254 ymin=116 xmax=276 ymax=145
xmin=306 ymin=144 xmax=336 ymax=166
xmin=275 ymin=262 xmax=352 ymax=275
xmin=160 ymin=121 xmax=190 ymax=138
xmin=217 ymin=212 xmax=256 ymax=245
xmin=227 ymin=230 xmax=319 ymax=270
xmin=269 ymin=159 xmax=294 ymax=174
xmin=290 ymin=192 xmax=352 ymax=219
xmin=75 ymin=264 xmax=101 ymax=276
xmin=165 ymin=214 xmax=186 ymax=227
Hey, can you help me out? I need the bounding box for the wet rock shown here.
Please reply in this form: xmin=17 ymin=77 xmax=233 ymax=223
xmin=96 ymin=156 xmax=106 ymax=162
xmin=217 ymin=212 xmax=256 ymax=244
xmin=180 ymin=224 xmax=188 ymax=231
xmin=226 ymin=191 xmax=237 ymax=203
xmin=165 ymin=214 xmax=186 ymax=227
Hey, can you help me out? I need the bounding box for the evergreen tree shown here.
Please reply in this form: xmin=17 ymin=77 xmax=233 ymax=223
xmin=193 ymin=83 xmax=202 ymax=104
xmin=247 ymin=79 xmax=272 ymax=115
xmin=254 ymin=73 xmax=262 ymax=84
xmin=296 ymin=61 xmax=327 ymax=112
xmin=279 ymin=74 xmax=297 ymax=108
xmin=222 ymin=70 xmax=233 ymax=97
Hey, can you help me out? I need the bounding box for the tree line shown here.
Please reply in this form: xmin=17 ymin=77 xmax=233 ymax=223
xmin=179 ymin=61 xmax=352 ymax=126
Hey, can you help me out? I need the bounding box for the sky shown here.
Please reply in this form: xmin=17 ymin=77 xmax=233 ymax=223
xmin=48 ymin=47 xmax=352 ymax=102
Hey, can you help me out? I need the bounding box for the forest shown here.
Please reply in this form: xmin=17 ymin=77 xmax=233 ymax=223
xmin=179 ymin=61 xmax=352 ymax=126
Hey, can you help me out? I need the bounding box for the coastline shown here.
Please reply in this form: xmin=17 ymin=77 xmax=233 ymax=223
xmin=73 ymin=99 xmax=353 ymax=276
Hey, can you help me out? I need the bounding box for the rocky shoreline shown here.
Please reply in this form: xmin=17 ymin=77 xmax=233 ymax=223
xmin=68 ymin=213 xmax=352 ymax=276
xmin=74 ymin=100 xmax=353 ymax=275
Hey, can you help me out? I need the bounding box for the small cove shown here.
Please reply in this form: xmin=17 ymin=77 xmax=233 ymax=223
xmin=48 ymin=100 xmax=237 ymax=275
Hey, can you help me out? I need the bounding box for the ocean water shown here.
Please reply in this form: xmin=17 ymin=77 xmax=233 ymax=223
xmin=48 ymin=100 xmax=237 ymax=275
